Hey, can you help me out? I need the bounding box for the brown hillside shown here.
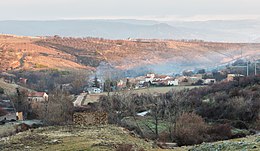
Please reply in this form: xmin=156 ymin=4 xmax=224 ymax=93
xmin=1 ymin=35 xmax=260 ymax=73
xmin=0 ymin=35 xmax=94 ymax=72
xmin=36 ymin=37 xmax=260 ymax=71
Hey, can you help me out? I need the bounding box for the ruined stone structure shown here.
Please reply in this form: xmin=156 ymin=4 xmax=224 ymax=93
xmin=73 ymin=112 xmax=108 ymax=125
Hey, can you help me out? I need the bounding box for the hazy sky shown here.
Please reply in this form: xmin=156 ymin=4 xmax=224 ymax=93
xmin=0 ymin=0 xmax=260 ymax=21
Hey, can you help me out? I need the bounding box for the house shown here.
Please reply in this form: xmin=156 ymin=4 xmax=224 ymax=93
xmin=19 ymin=78 xmax=28 ymax=85
xmin=145 ymin=73 xmax=155 ymax=82
xmin=188 ymin=76 xmax=201 ymax=84
xmin=193 ymin=74 xmax=203 ymax=79
xmin=117 ymin=80 xmax=124 ymax=88
xmin=27 ymin=92 xmax=48 ymax=102
xmin=203 ymin=79 xmax=216 ymax=85
xmin=154 ymin=75 xmax=171 ymax=81
xmin=87 ymin=87 xmax=102 ymax=94
xmin=227 ymin=74 xmax=245 ymax=81
xmin=0 ymin=100 xmax=17 ymax=121
xmin=166 ymin=79 xmax=179 ymax=86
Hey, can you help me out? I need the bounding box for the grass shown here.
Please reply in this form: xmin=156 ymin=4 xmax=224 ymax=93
xmin=1 ymin=124 xmax=260 ymax=151
xmin=137 ymin=117 xmax=168 ymax=134
xmin=0 ymin=125 xmax=155 ymax=151
xmin=189 ymin=135 xmax=260 ymax=151
xmin=0 ymin=78 xmax=33 ymax=95
xmin=131 ymin=85 xmax=201 ymax=94
xmin=34 ymin=63 xmax=48 ymax=68
xmin=83 ymin=86 xmax=201 ymax=105
xmin=0 ymin=124 xmax=16 ymax=138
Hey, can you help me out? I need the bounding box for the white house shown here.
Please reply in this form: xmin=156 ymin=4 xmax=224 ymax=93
xmin=145 ymin=73 xmax=155 ymax=82
xmin=167 ymin=79 xmax=179 ymax=86
xmin=154 ymin=75 xmax=171 ymax=81
xmin=28 ymin=92 xmax=48 ymax=102
xmin=227 ymin=74 xmax=244 ymax=81
xmin=203 ymin=79 xmax=216 ymax=85
xmin=87 ymin=87 xmax=102 ymax=94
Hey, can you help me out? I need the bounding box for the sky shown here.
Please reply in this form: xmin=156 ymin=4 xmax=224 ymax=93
xmin=0 ymin=0 xmax=260 ymax=21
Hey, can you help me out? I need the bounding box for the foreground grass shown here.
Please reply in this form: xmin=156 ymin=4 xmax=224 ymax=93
xmin=189 ymin=134 xmax=260 ymax=151
xmin=0 ymin=125 xmax=155 ymax=151
xmin=0 ymin=124 xmax=260 ymax=151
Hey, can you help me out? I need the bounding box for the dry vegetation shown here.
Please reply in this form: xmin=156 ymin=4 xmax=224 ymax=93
xmin=0 ymin=124 xmax=260 ymax=151
xmin=1 ymin=35 xmax=260 ymax=73
xmin=0 ymin=125 xmax=155 ymax=151
xmin=96 ymin=76 xmax=260 ymax=147
xmin=0 ymin=35 xmax=93 ymax=72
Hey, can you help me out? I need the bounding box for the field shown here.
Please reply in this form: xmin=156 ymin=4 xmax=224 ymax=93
xmin=128 ymin=86 xmax=201 ymax=94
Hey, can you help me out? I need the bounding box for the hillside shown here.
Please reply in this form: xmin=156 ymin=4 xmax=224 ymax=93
xmin=1 ymin=35 xmax=260 ymax=75
xmin=0 ymin=35 xmax=94 ymax=72
xmin=0 ymin=124 xmax=259 ymax=151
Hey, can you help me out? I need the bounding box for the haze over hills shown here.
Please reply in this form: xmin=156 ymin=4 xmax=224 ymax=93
xmin=1 ymin=35 xmax=260 ymax=77
xmin=1 ymin=19 xmax=260 ymax=42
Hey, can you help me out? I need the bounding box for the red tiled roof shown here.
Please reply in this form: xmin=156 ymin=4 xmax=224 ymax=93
xmin=155 ymin=75 xmax=169 ymax=79
xmin=28 ymin=92 xmax=45 ymax=97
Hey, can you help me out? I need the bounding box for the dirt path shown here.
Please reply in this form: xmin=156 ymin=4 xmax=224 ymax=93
xmin=73 ymin=93 xmax=88 ymax=106
xmin=18 ymin=53 xmax=27 ymax=69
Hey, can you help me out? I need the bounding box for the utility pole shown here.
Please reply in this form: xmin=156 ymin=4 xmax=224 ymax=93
xmin=247 ymin=61 xmax=249 ymax=76
xmin=255 ymin=60 xmax=260 ymax=76
xmin=252 ymin=57 xmax=259 ymax=76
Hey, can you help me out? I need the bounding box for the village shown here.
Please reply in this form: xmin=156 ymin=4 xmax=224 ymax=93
xmin=0 ymin=66 xmax=245 ymax=123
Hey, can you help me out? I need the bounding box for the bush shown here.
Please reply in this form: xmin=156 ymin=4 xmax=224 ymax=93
xmin=207 ymin=124 xmax=232 ymax=141
xmin=174 ymin=112 xmax=208 ymax=146
xmin=0 ymin=87 xmax=4 ymax=94
xmin=0 ymin=107 xmax=7 ymax=116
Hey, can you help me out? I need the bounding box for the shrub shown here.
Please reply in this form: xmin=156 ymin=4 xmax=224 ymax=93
xmin=0 ymin=87 xmax=4 ymax=94
xmin=207 ymin=124 xmax=232 ymax=141
xmin=174 ymin=112 xmax=208 ymax=146
xmin=0 ymin=107 xmax=7 ymax=116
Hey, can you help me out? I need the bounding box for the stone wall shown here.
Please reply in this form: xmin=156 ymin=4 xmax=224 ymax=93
xmin=73 ymin=112 xmax=108 ymax=126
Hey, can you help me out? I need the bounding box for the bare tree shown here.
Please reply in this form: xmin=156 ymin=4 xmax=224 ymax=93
xmin=11 ymin=88 xmax=30 ymax=119
xmin=71 ymin=72 xmax=88 ymax=94
xmin=39 ymin=89 xmax=74 ymax=125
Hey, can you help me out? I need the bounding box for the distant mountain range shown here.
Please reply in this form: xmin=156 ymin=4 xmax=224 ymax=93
xmin=1 ymin=19 xmax=260 ymax=42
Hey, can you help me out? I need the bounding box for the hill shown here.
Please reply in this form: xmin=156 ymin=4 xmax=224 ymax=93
xmin=0 ymin=78 xmax=33 ymax=95
xmin=0 ymin=35 xmax=94 ymax=72
xmin=1 ymin=35 xmax=260 ymax=76
xmin=0 ymin=124 xmax=259 ymax=151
